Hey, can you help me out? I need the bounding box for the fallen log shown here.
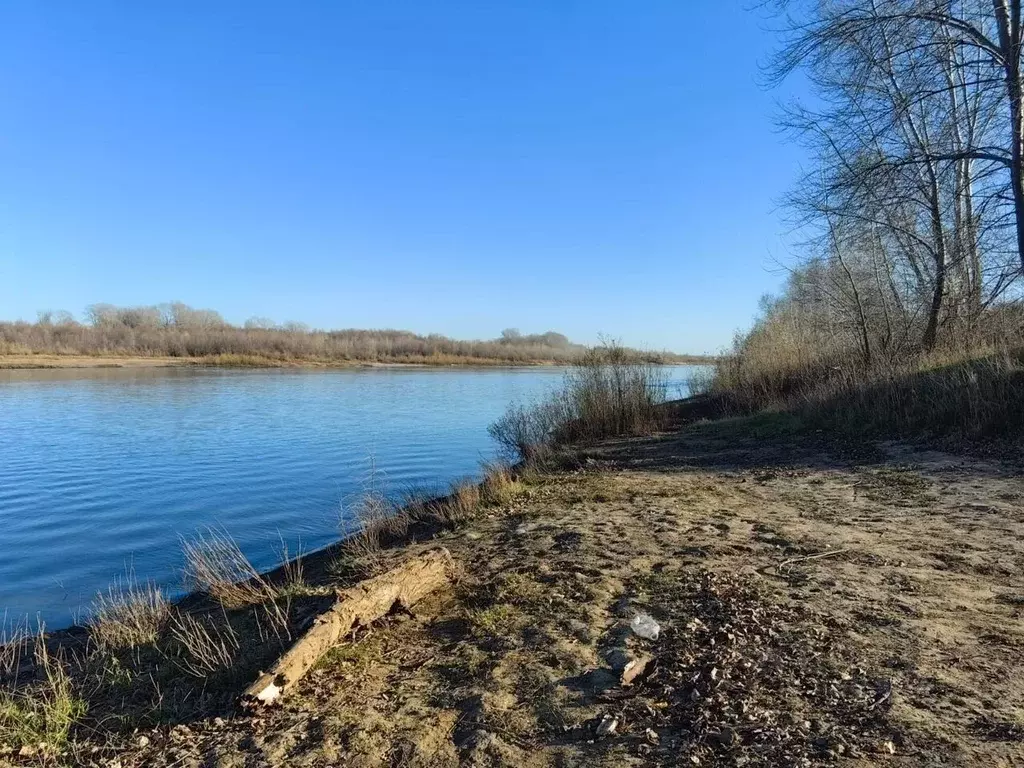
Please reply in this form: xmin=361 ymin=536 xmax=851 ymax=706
xmin=242 ymin=547 xmax=452 ymax=707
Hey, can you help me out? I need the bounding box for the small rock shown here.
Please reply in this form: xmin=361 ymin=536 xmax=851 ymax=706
xmin=213 ymin=717 xmax=226 ymax=727
xmin=630 ymin=613 xmax=660 ymax=640
xmin=137 ymin=735 xmax=150 ymax=748
xmin=595 ymin=714 xmax=618 ymax=737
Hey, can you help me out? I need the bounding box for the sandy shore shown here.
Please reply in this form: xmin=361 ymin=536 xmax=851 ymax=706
xmin=28 ymin=412 xmax=1024 ymax=767
xmin=0 ymin=355 xmax=217 ymax=369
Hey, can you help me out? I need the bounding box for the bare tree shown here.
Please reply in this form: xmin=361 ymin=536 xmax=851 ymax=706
xmin=772 ymin=0 xmax=1022 ymax=352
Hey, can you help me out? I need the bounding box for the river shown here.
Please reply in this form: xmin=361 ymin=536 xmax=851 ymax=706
xmin=0 ymin=364 xmax=701 ymax=627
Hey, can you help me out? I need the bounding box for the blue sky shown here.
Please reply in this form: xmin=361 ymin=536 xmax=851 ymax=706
xmin=0 ymin=2 xmax=805 ymax=354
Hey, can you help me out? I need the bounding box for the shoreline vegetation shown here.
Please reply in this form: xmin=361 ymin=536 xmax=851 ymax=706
xmin=0 ymin=302 xmax=710 ymax=369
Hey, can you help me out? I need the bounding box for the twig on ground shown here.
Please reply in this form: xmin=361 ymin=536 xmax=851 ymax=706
xmin=777 ymin=549 xmax=849 ymax=570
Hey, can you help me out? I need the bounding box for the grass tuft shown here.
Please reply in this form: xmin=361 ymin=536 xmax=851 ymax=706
xmin=88 ymin=576 xmax=170 ymax=651
xmin=0 ymin=634 xmax=86 ymax=757
xmin=181 ymin=528 xmax=277 ymax=609
xmin=166 ymin=611 xmax=240 ymax=678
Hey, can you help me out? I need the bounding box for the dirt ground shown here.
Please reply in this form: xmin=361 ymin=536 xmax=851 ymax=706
xmin=69 ymin=417 xmax=1024 ymax=766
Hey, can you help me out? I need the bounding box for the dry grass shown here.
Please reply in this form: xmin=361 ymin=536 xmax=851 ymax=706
xmin=166 ymin=611 xmax=240 ymax=679
xmin=88 ymin=577 xmax=170 ymax=651
xmin=479 ymin=460 xmax=525 ymax=507
xmin=431 ymin=479 xmax=482 ymax=527
xmin=182 ymin=528 xmax=278 ymax=609
xmin=275 ymin=536 xmax=307 ymax=597
xmin=704 ymin=337 xmax=1024 ymax=440
xmin=701 ymin=268 xmax=1024 ymax=442
xmin=336 ymin=460 xmax=527 ymax=577
xmin=340 ymin=491 xmax=404 ymax=560
xmin=0 ymin=622 xmax=30 ymax=687
xmin=490 ymin=342 xmax=668 ymax=459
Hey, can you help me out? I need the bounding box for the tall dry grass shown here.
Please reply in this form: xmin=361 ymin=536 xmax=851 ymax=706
xmin=489 ymin=342 xmax=668 ymax=459
xmin=701 ymin=310 xmax=1024 ymax=440
xmin=181 ymin=528 xmax=287 ymax=612
xmin=166 ymin=611 xmax=241 ymax=678
xmin=88 ymin=576 xmax=170 ymax=652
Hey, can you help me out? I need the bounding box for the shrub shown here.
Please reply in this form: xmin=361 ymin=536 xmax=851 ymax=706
xmin=701 ymin=305 xmax=1024 ymax=441
xmin=490 ymin=342 xmax=668 ymax=460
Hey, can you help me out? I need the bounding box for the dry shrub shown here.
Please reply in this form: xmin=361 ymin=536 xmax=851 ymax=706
xmin=0 ymin=304 xmax=693 ymax=366
xmin=0 ymin=633 xmax=87 ymax=756
xmin=490 ymin=342 xmax=667 ymax=460
xmin=700 ymin=263 xmax=1024 ymax=442
xmin=88 ymin=577 xmax=170 ymax=651
xmin=167 ymin=611 xmax=240 ymax=678
xmin=479 ymin=460 xmax=524 ymax=507
xmin=181 ymin=528 xmax=277 ymax=609
xmin=432 ymin=479 xmax=481 ymax=526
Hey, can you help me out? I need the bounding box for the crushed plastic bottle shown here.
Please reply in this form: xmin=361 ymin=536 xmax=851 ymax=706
xmin=629 ymin=612 xmax=660 ymax=641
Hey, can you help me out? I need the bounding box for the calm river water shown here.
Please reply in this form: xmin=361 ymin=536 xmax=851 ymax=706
xmin=0 ymin=365 xmax=700 ymax=627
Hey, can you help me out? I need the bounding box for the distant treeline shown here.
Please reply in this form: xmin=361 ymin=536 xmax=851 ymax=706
xmin=0 ymin=302 xmax=696 ymax=365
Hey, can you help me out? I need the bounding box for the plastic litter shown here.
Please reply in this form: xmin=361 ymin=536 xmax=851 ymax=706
xmin=630 ymin=612 xmax=660 ymax=641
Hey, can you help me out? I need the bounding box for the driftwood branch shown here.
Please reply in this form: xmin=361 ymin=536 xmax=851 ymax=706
xmin=242 ymin=547 xmax=452 ymax=707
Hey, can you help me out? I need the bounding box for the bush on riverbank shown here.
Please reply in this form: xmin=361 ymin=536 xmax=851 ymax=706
xmin=489 ymin=343 xmax=668 ymax=459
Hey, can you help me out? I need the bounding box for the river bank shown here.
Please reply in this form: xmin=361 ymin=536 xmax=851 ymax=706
xmin=5 ymin=410 xmax=1023 ymax=766
xmin=0 ymin=353 xmax=715 ymax=370
xmin=0 ymin=354 xmax=566 ymax=370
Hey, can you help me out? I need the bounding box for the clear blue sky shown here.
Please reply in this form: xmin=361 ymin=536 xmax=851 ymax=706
xmin=0 ymin=1 xmax=805 ymax=354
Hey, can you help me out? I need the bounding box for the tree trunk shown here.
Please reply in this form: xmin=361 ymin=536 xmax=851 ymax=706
xmin=923 ymin=165 xmax=947 ymax=352
xmin=994 ymin=0 xmax=1024 ymax=272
